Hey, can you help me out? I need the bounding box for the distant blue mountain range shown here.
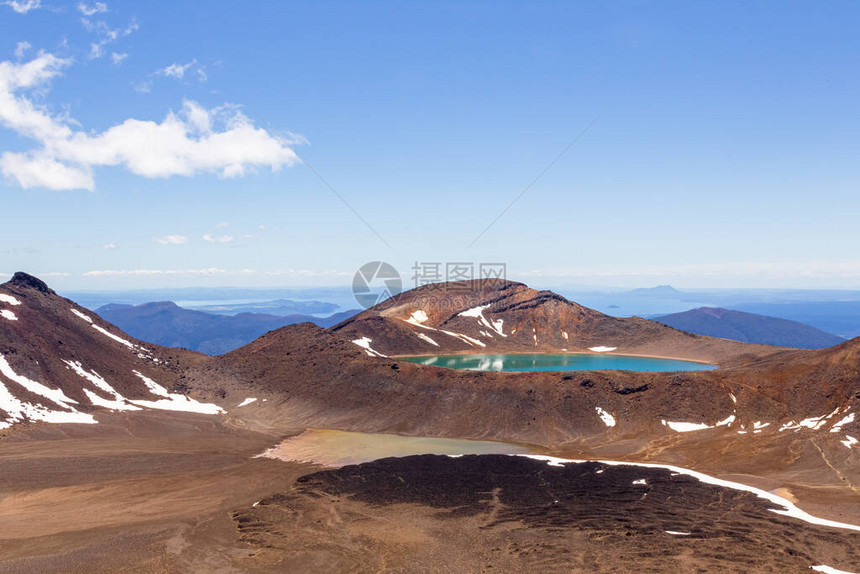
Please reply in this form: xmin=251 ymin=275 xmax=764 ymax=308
xmin=653 ymin=307 xmax=845 ymax=349
xmin=96 ymin=301 xmax=359 ymax=355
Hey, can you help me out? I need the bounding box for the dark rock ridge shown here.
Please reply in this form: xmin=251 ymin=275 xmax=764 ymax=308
xmin=10 ymin=272 xmax=54 ymax=294
xmin=233 ymin=454 xmax=860 ymax=573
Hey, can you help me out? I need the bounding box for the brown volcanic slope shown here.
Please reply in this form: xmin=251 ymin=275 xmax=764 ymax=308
xmin=0 ymin=272 xmax=215 ymax=431
xmin=1 ymin=272 xmax=859 ymax=572
xmin=332 ymin=279 xmax=784 ymax=364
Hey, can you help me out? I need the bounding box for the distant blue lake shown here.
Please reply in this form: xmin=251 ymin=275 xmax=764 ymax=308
xmin=399 ymin=353 xmax=716 ymax=372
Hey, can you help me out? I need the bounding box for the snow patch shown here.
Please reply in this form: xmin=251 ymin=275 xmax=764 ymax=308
xmin=662 ymin=420 xmax=711 ymax=433
xmin=0 ymin=294 xmax=22 ymax=306
xmin=665 ymin=530 xmax=691 ymax=536
xmin=458 ymin=305 xmax=507 ymax=337
xmin=237 ymin=397 xmax=257 ymax=407
xmin=830 ymin=412 xmax=854 ymax=433
xmin=0 ymin=310 xmax=17 ymax=321
xmin=841 ymin=436 xmax=858 ymax=449
xmin=70 ymin=308 xmax=93 ymax=323
xmin=416 ymin=333 xmax=439 ymax=346
xmin=589 ymin=346 xmax=617 ymax=353
xmin=799 ymin=415 xmax=829 ymax=430
xmin=351 ymin=337 xmax=387 ymax=357
xmin=132 ymin=370 xmax=171 ymax=397
xmin=632 ymin=479 xmax=647 ymax=485
xmin=64 ymin=360 xmax=141 ymax=411
xmin=440 ymin=330 xmax=486 ymax=348
xmin=595 ymin=406 xmax=616 ymax=427
xmin=810 ymin=565 xmax=859 ymax=574
xmin=71 ymin=308 xmax=156 ymax=358
xmin=717 ymin=414 xmax=736 ymax=427
xmin=406 ymin=310 xmax=429 ymax=326
xmin=1 ymin=354 xmax=79 ymax=408
xmin=92 ymin=324 xmax=136 ymax=349
xmin=0 ymin=356 xmax=96 ymax=427
xmin=0 ymin=382 xmax=97 ymax=426
xmin=130 ymin=370 xmax=224 ymax=414
xmin=753 ymin=421 xmax=770 ymax=430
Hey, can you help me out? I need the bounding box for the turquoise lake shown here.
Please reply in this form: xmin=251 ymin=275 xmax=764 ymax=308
xmin=399 ymin=353 xmax=716 ymax=372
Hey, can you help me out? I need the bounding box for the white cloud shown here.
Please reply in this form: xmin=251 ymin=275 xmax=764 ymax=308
xmin=159 ymin=59 xmax=195 ymax=79
xmin=81 ymin=268 xmax=350 ymax=278
xmin=77 ymin=2 xmax=107 ymax=16
xmin=82 ymin=17 xmax=138 ymax=60
xmin=110 ymin=52 xmax=127 ymax=65
xmin=215 ymin=221 xmax=229 ymax=228
xmin=156 ymin=58 xmax=206 ymax=82
xmin=202 ymin=234 xmax=233 ymax=243
xmin=14 ymin=42 xmax=31 ymax=60
xmin=152 ymin=235 xmax=188 ymax=245
xmin=84 ymin=268 xmax=230 ymax=276
xmin=0 ymin=153 xmax=94 ymax=190
xmin=102 ymin=243 xmax=117 ymax=249
xmin=3 ymin=0 xmax=40 ymax=14
xmin=0 ymin=53 xmax=301 ymax=191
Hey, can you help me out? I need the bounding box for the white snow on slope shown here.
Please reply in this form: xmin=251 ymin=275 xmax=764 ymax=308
xmin=830 ymin=412 xmax=855 ymax=433
xmin=0 ymin=310 xmax=17 ymax=321
xmin=458 ymin=305 xmax=506 ymax=337
xmin=665 ymin=530 xmax=691 ymax=536
xmin=70 ymin=308 xmax=93 ymax=323
xmin=632 ymin=478 xmax=647 ymax=485
xmin=595 ymin=406 xmax=616 ymax=427
xmin=0 ymin=294 xmax=22 ymax=306
xmin=70 ymin=308 xmax=151 ymax=353
xmin=589 ymin=346 xmax=617 ymax=353
xmin=1 ymin=354 xmax=79 ymax=408
xmin=92 ymin=324 xmax=136 ymax=349
xmin=63 ymin=360 xmax=141 ymax=412
xmin=130 ymin=370 xmax=224 ymax=414
xmin=799 ymin=415 xmax=829 ymax=430
xmin=406 ymin=310 xmax=429 ymax=325
xmin=520 ymin=455 xmax=860 ymax=532
xmin=440 ymin=330 xmax=487 ymax=348
xmin=811 ymin=565 xmax=859 ymax=574
xmin=237 ymin=397 xmax=257 ymax=407
xmin=0 ymin=380 xmax=97 ymax=427
xmin=0 ymin=356 xmax=96 ymax=426
xmin=842 ymin=436 xmax=858 ymax=449
xmin=662 ymin=420 xmax=711 ymax=432
xmin=662 ymin=414 xmax=735 ymax=433
xmin=351 ymin=336 xmax=387 ymax=357
xmin=416 ymin=333 xmax=439 ymax=346
xmin=132 ymin=370 xmax=171 ymax=397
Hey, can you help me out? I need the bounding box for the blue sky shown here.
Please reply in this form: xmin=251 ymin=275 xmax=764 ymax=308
xmin=1 ymin=1 xmax=859 ymax=290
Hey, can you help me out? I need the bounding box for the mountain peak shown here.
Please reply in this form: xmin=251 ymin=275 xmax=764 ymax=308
xmin=7 ymin=272 xmax=54 ymax=295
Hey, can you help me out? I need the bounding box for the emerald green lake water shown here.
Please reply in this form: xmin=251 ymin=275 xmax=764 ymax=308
xmin=400 ymin=353 xmax=716 ymax=372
